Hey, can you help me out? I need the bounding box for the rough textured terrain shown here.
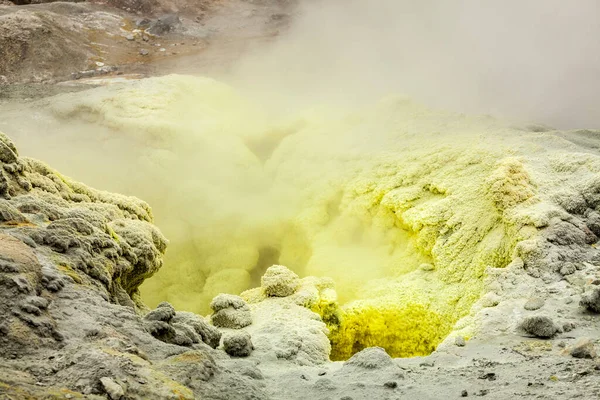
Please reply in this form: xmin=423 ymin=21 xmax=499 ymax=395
xmin=0 ymin=0 xmax=293 ymax=90
xmin=1 ymin=1 xmax=600 ymax=399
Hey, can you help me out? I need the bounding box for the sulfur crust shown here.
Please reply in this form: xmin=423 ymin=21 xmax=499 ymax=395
xmin=43 ymin=74 xmax=599 ymax=358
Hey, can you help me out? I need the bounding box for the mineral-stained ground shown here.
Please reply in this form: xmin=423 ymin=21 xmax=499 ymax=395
xmin=1 ymin=0 xmax=600 ymax=399
xmin=0 ymin=74 xmax=600 ymax=399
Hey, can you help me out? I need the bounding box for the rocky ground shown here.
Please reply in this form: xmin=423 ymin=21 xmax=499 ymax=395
xmin=0 ymin=0 xmax=293 ymax=100
xmin=1 ymin=1 xmax=600 ymax=400
xmin=1 ymin=83 xmax=600 ymax=399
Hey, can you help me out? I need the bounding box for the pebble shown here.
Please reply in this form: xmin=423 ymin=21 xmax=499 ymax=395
xmin=524 ymin=297 xmax=545 ymax=311
xmin=139 ymin=49 xmax=149 ymax=56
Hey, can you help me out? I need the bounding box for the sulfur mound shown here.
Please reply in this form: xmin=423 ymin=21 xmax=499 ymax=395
xmin=5 ymin=75 xmax=600 ymax=364
xmin=261 ymin=264 xmax=300 ymax=297
xmin=343 ymin=347 xmax=395 ymax=369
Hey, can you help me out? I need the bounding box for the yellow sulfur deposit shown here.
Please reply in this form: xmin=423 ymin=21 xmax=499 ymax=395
xmin=14 ymin=74 xmax=576 ymax=359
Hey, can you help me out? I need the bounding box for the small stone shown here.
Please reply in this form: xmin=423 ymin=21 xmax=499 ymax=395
xmin=524 ymin=297 xmax=545 ymax=311
xmin=580 ymin=288 xmax=600 ymax=313
xmin=455 ymin=336 xmax=466 ymax=347
xmin=223 ymin=331 xmax=253 ymax=357
xmin=478 ymin=372 xmax=497 ymax=381
xmin=159 ymin=48 xmax=166 ymax=52
xmin=519 ymin=315 xmax=560 ymax=338
xmin=100 ymin=377 xmax=124 ymax=400
xmin=384 ymin=381 xmax=397 ymax=389
xmin=461 ymin=390 xmax=468 ymax=397
xmin=126 ymin=34 xmax=135 ymax=41
xmin=139 ymin=49 xmax=149 ymax=56
xmin=562 ymin=322 xmax=576 ymax=332
xmin=569 ymin=338 xmax=597 ymax=359
xmin=261 ymin=265 xmax=300 ymax=297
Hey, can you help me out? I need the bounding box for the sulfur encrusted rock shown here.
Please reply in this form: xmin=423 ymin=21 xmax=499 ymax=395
xmin=223 ymin=331 xmax=254 ymax=357
xmin=172 ymin=311 xmax=222 ymax=349
xmin=210 ymin=294 xmax=252 ymax=329
xmin=0 ymin=130 xmax=269 ymax=399
xmin=261 ymin=264 xmax=300 ymax=297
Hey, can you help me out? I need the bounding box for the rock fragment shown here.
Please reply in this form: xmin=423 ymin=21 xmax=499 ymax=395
xmin=569 ymin=338 xmax=597 ymax=359
xmin=172 ymin=311 xmax=222 ymax=348
xmin=223 ymin=331 xmax=253 ymax=357
xmin=455 ymin=336 xmax=466 ymax=347
xmin=210 ymin=294 xmax=252 ymax=329
xmin=519 ymin=316 xmax=560 ymax=338
xmin=100 ymin=377 xmax=124 ymax=400
xmin=144 ymin=301 xmax=175 ymax=322
xmin=580 ymin=287 xmax=600 ymax=313
xmin=261 ymin=265 xmax=300 ymax=297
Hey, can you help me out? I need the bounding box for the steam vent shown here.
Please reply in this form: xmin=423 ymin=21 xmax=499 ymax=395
xmin=2 ymin=0 xmax=600 ymax=399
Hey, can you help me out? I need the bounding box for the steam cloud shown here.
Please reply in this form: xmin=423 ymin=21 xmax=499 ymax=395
xmin=0 ymin=0 xmax=599 ymax=315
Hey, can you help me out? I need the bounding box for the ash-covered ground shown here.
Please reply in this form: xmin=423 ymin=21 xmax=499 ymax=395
xmin=1 ymin=1 xmax=600 ymax=400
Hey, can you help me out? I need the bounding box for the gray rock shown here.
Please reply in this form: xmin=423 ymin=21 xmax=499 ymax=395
xmin=144 ymin=302 xmax=175 ymax=322
xmin=570 ymin=338 xmax=597 ymax=359
xmin=139 ymin=49 xmax=149 ymax=56
xmin=580 ymin=287 xmax=600 ymax=313
xmin=172 ymin=311 xmax=222 ymax=348
xmin=261 ymin=264 xmax=300 ymax=297
xmin=519 ymin=316 xmax=560 ymax=338
xmin=559 ymin=263 xmax=576 ymax=276
xmin=144 ymin=320 xmax=176 ymax=342
xmin=223 ymin=331 xmax=253 ymax=357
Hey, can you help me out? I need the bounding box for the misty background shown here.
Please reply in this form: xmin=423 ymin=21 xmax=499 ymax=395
xmin=228 ymin=0 xmax=600 ymax=129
